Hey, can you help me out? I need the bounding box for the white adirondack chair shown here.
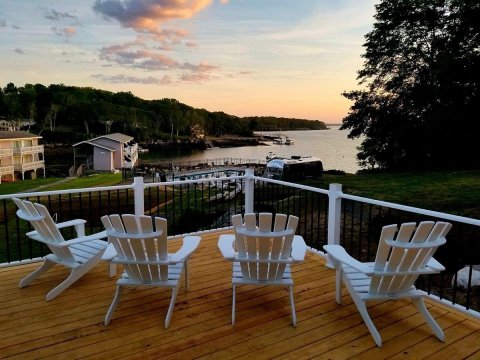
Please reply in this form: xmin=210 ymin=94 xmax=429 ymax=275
xmin=218 ymin=212 xmax=307 ymax=326
xmin=13 ymin=197 xmax=108 ymax=301
xmin=101 ymin=214 xmax=201 ymax=328
xmin=324 ymin=221 xmax=452 ymax=347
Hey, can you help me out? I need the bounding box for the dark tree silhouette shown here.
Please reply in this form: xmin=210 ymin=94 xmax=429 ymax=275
xmin=341 ymin=0 xmax=480 ymax=170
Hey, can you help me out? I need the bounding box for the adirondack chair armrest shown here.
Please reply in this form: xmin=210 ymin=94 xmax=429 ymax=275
xmin=59 ymin=230 xmax=107 ymax=247
xmin=55 ymin=219 xmax=87 ymax=236
xmin=323 ymin=245 xmax=373 ymax=275
xmin=291 ymin=235 xmax=307 ymax=261
xmin=218 ymin=234 xmax=236 ymax=259
xmin=170 ymin=236 xmax=201 ymax=263
xmin=55 ymin=219 xmax=86 ymax=228
xmin=101 ymin=243 xmax=117 ymax=261
xmin=426 ymin=257 xmax=445 ymax=272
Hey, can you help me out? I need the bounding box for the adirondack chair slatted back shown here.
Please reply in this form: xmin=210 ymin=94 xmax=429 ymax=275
xmin=370 ymin=221 xmax=452 ymax=295
xmin=232 ymin=213 xmax=299 ymax=281
xmin=13 ymin=198 xmax=77 ymax=263
xmin=101 ymin=214 xmax=168 ymax=282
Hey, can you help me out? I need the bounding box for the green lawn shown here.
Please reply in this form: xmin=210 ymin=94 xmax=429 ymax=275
xmin=306 ymin=170 xmax=480 ymax=219
xmin=0 ymin=173 xmax=124 ymax=196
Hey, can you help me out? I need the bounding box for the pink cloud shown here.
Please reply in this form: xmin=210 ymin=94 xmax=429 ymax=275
xmin=100 ymin=44 xmax=180 ymax=70
xmin=93 ymin=1 xmax=221 ymax=84
xmin=93 ymin=0 xmax=212 ymax=35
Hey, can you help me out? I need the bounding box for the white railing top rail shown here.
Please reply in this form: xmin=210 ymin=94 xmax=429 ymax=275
xmin=252 ymin=175 xmax=329 ymax=195
xmin=0 ymin=183 xmax=134 ymax=201
xmin=340 ymin=192 xmax=480 ymax=226
xmin=144 ymin=175 xmax=245 ymax=188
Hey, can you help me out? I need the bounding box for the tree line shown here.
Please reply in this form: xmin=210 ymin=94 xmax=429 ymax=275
xmin=0 ymin=83 xmax=325 ymax=144
xmin=342 ymin=0 xmax=480 ymax=171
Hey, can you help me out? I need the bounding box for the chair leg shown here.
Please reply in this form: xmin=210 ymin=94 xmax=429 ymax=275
xmin=45 ymin=265 xmax=91 ymax=301
xmin=184 ymin=260 xmax=189 ymax=292
xmin=335 ymin=266 xmax=343 ymax=304
xmin=354 ymin=299 xmax=382 ymax=347
xmin=109 ymin=263 xmax=117 ymax=278
xmin=105 ymin=285 xmax=124 ymax=325
xmin=19 ymin=258 xmax=55 ymax=288
xmin=343 ymin=278 xmax=382 ymax=347
xmin=165 ymin=284 xmax=180 ymax=328
xmin=289 ymin=285 xmax=297 ymax=327
xmin=412 ymin=297 xmax=445 ymax=342
xmin=232 ymin=284 xmax=236 ymax=325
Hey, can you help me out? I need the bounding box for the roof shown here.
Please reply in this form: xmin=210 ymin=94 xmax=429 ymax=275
xmin=0 ymin=131 xmax=42 ymax=140
xmin=72 ymin=133 xmax=134 ymax=148
xmin=74 ymin=140 xmax=116 ymax=152
xmin=101 ymin=133 xmax=133 ymax=143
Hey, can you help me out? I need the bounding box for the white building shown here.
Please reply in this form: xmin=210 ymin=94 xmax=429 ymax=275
xmin=73 ymin=133 xmax=138 ymax=172
xmin=0 ymin=131 xmax=45 ymax=183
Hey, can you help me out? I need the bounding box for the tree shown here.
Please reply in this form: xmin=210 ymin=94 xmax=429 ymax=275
xmin=341 ymin=0 xmax=480 ymax=170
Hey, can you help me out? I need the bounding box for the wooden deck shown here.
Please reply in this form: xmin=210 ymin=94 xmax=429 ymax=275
xmin=1 ymin=230 xmax=480 ymax=359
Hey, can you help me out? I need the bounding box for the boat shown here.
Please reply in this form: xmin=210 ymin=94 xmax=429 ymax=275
xmin=272 ymin=136 xmax=283 ymax=145
xmin=285 ymin=137 xmax=295 ymax=145
xmin=266 ymin=151 xmax=277 ymax=161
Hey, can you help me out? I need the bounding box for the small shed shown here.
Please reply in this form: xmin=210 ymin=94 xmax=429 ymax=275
xmin=73 ymin=133 xmax=138 ymax=172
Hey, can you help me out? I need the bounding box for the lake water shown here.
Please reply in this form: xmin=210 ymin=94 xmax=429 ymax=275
xmin=140 ymin=125 xmax=363 ymax=174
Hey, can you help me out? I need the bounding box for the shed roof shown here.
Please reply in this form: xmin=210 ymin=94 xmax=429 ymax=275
xmin=75 ymin=140 xmax=116 ymax=152
xmin=101 ymin=133 xmax=133 ymax=143
xmin=73 ymin=133 xmax=134 ymax=148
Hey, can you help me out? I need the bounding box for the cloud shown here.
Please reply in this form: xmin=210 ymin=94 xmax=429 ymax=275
xmin=45 ymin=9 xmax=78 ymax=22
xmin=12 ymin=24 xmax=21 ymax=30
xmin=92 ymin=73 xmax=173 ymax=85
xmin=180 ymin=72 xmax=211 ymax=83
xmin=93 ymin=0 xmax=212 ymax=35
xmin=185 ymin=41 xmax=198 ymax=48
xmin=100 ymin=44 xmax=179 ymax=69
xmin=219 ymin=0 xmax=230 ymax=4
xmin=14 ymin=48 xmax=24 ymax=54
xmin=99 ymin=41 xmax=219 ymax=74
xmin=93 ymin=1 xmax=220 ymax=83
xmin=52 ymin=26 xmax=77 ymax=38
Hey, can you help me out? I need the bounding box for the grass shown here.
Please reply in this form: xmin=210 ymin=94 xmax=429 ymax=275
xmin=0 ymin=173 xmax=124 ymax=196
xmin=306 ymin=170 xmax=480 ymax=219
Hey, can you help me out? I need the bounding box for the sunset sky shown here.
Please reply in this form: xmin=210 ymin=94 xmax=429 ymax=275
xmin=0 ymin=0 xmax=377 ymax=123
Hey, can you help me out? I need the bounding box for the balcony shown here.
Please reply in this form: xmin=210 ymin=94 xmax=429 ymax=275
xmin=0 ymin=173 xmax=479 ymax=357
xmin=0 ymin=165 xmax=14 ymax=175
xmin=0 ymin=148 xmax=14 ymax=157
xmin=13 ymin=160 xmax=45 ymax=172
xmin=1 ymin=230 xmax=480 ymax=358
xmin=12 ymin=145 xmax=44 ymax=155
xmin=123 ymin=143 xmax=138 ymax=169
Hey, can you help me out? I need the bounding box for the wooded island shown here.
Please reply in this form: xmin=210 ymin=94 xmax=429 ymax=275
xmin=0 ymin=83 xmax=326 ymax=146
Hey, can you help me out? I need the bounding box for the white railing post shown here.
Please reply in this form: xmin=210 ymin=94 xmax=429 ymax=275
xmin=326 ymin=183 xmax=342 ymax=268
xmin=133 ymin=176 xmax=145 ymax=215
xmin=328 ymin=183 xmax=342 ymax=245
xmin=244 ymin=168 xmax=255 ymax=213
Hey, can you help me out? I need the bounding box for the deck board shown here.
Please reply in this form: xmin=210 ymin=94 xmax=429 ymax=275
xmin=1 ymin=230 xmax=479 ymax=359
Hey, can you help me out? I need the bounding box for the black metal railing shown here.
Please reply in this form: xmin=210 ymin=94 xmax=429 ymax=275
xmin=144 ymin=177 xmax=245 ymax=234
xmin=253 ymin=180 xmax=329 ymax=251
xmin=0 ymin=188 xmax=135 ymax=264
xmin=340 ymin=197 xmax=480 ymax=312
